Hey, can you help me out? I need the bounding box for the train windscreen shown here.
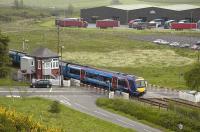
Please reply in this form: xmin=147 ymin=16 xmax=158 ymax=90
xmin=136 ymin=80 xmax=146 ymax=88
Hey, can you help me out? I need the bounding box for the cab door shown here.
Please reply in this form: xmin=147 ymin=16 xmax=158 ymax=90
xmin=112 ymin=76 xmax=117 ymax=89
xmin=80 ymin=69 xmax=85 ymax=80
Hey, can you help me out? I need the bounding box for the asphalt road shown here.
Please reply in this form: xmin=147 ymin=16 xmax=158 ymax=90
xmin=0 ymin=86 xmax=161 ymax=132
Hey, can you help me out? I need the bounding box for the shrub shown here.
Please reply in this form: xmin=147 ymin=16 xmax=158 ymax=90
xmin=49 ymin=100 xmax=61 ymax=113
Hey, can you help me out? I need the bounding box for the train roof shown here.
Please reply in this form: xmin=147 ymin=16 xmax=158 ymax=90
xmin=66 ymin=62 xmax=138 ymax=79
xmin=9 ymin=49 xmax=27 ymax=54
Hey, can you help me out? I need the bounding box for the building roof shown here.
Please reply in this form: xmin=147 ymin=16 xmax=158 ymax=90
xmin=107 ymin=4 xmax=200 ymax=11
xmin=30 ymin=47 xmax=59 ymax=58
xmin=107 ymin=4 xmax=152 ymax=11
xmin=160 ymin=4 xmax=200 ymax=11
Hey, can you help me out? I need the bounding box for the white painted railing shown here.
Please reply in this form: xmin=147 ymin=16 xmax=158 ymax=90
xmin=179 ymin=91 xmax=200 ymax=102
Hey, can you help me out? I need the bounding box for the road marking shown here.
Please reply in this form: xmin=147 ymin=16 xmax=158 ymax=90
xmin=61 ymin=95 xmax=70 ymax=101
xmin=60 ymin=100 xmax=71 ymax=106
xmin=6 ymin=95 xmax=20 ymax=98
xmin=144 ymin=129 xmax=152 ymax=132
xmin=49 ymin=88 xmax=52 ymax=92
xmin=116 ymin=119 xmax=135 ymax=127
xmin=74 ymin=103 xmax=88 ymax=110
xmin=94 ymin=110 xmax=109 ymax=117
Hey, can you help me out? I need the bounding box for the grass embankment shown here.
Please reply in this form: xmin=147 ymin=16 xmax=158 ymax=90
xmin=0 ymin=7 xmax=51 ymax=23
xmin=96 ymin=98 xmax=200 ymax=132
xmin=0 ymin=78 xmax=28 ymax=86
xmin=5 ymin=26 xmax=198 ymax=89
xmin=1 ymin=0 xmax=200 ymax=9
xmin=0 ymin=97 xmax=135 ymax=132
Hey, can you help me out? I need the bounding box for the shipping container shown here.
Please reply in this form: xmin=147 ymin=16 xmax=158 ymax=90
xmin=171 ymin=23 xmax=197 ymax=30
xmin=55 ymin=18 xmax=88 ymax=28
xmin=96 ymin=19 xmax=120 ymax=28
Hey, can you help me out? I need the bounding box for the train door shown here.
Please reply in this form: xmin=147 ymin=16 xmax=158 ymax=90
xmin=80 ymin=69 xmax=85 ymax=80
xmin=112 ymin=76 xmax=117 ymax=89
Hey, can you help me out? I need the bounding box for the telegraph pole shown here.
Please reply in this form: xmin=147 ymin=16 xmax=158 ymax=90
xmin=57 ymin=25 xmax=60 ymax=54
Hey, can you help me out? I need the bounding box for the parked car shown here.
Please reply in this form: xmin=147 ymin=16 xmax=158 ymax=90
xmin=190 ymin=44 xmax=200 ymax=50
xmin=169 ymin=42 xmax=180 ymax=47
xmin=178 ymin=20 xmax=190 ymax=23
xmin=180 ymin=44 xmax=190 ymax=48
xmin=128 ymin=19 xmax=143 ymax=28
xmin=30 ymin=80 xmax=52 ymax=88
xmin=153 ymin=39 xmax=169 ymax=45
xmin=196 ymin=41 xmax=200 ymax=45
xmin=149 ymin=19 xmax=164 ymax=27
xmin=164 ymin=20 xmax=175 ymax=29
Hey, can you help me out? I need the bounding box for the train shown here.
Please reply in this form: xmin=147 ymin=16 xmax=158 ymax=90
xmin=8 ymin=50 xmax=147 ymax=96
xmin=9 ymin=50 xmax=26 ymax=66
xmin=62 ymin=63 xmax=147 ymax=96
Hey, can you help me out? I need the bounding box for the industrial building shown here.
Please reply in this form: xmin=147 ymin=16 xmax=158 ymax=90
xmin=80 ymin=4 xmax=200 ymax=24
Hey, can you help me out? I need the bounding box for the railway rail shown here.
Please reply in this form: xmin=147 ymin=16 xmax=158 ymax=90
xmin=131 ymin=97 xmax=200 ymax=110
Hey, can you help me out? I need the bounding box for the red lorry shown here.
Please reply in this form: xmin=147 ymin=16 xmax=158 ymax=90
xmin=56 ymin=18 xmax=88 ymax=28
xmin=96 ymin=19 xmax=120 ymax=28
xmin=171 ymin=23 xmax=197 ymax=30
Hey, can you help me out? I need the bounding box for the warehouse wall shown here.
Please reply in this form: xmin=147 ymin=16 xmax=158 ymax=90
xmin=81 ymin=6 xmax=200 ymax=24
xmin=128 ymin=7 xmax=177 ymax=22
xmin=178 ymin=8 xmax=200 ymax=22
xmin=81 ymin=6 xmax=127 ymax=24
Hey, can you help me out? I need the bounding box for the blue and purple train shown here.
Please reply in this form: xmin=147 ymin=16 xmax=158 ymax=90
xmin=8 ymin=50 xmax=147 ymax=96
xmin=62 ymin=63 xmax=147 ymax=96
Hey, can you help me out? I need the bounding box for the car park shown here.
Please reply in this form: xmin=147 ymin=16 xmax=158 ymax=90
xmin=30 ymin=79 xmax=52 ymax=88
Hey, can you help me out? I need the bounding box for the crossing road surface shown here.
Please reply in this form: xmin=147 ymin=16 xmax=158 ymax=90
xmin=0 ymin=87 xmax=161 ymax=132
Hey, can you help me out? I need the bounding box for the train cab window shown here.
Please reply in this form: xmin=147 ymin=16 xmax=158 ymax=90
xmin=118 ymin=79 xmax=127 ymax=88
xmin=69 ymin=68 xmax=80 ymax=75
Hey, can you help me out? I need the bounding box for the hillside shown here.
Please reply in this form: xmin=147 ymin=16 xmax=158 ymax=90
xmin=0 ymin=0 xmax=200 ymax=9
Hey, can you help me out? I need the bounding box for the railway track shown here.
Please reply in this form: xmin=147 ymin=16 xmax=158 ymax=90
xmin=131 ymin=97 xmax=200 ymax=110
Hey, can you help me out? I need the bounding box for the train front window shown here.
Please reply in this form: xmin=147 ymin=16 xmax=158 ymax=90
xmin=136 ymin=80 xmax=146 ymax=88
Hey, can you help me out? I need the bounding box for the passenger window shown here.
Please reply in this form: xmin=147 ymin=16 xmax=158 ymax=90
xmin=118 ymin=79 xmax=127 ymax=88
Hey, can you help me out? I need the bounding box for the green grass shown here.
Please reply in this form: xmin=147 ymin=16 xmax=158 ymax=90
xmin=1 ymin=0 xmax=200 ymax=9
xmin=0 ymin=78 xmax=28 ymax=86
xmin=0 ymin=97 xmax=135 ymax=132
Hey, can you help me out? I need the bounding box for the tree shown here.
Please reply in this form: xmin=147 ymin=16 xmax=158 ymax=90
xmin=49 ymin=101 xmax=61 ymax=113
xmin=14 ymin=0 xmax=19 ymax=9
xmin=67 ymin=3 xmax=74 ymax=17
xmin=184 ymin=63 xmax=200 ymax=92
xmin=110 ymin=0 xmax=121 ymax=5
xmin=0 ymin=31 xmax=10 ymax=78
xmin=20 ymin=0 xmax=24 ymax=8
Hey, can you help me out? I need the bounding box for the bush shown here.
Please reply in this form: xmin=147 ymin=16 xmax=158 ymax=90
xmin=0 ymin=106 xmax=60 ymax=131
xmin=49 ymin=101 xmax=61 ymax=113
